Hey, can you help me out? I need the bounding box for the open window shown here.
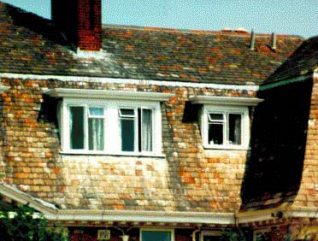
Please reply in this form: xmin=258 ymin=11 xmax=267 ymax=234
xmin=189 ymin=95 xmax=262 ymax=150
xmin=46 ymin=88 xmax=173 ymax=155
xmin=201 ymin=106 xmax=249 ymax=149
xmin=60 ymin=99 xmax=162 ymax=155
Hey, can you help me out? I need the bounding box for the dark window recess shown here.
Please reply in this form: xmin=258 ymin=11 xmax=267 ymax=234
xmin=70 ymin=106 xmax=84 ymax=149
xmin=203 ymin=236 xmax=221 ymax=241
xmin=208 ymin=113 xmax=224 ymax=145
xmin=208 ymin=123 xmax=223 ymax=145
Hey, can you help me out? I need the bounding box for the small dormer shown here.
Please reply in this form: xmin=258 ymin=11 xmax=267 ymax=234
xmin=51 ymin=0 xmax=102 ymax=52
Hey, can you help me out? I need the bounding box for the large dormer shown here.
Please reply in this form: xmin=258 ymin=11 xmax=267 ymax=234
xmin=51 ymin=0 xmax=102 ymax=52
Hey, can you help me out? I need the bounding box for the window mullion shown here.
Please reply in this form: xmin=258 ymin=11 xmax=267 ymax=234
xmin=135 ymin=108 xmax=139 ymax=153
xmin=84 ymin=105 xmax=89 ymax=151
xmin=225 ymin=112 xmax=229 ymax=145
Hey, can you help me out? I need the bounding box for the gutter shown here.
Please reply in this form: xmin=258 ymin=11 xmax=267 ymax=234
xmin=259 ymin=73 xmax=312 ymax=91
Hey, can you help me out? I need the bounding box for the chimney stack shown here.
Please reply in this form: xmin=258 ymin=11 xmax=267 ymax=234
xmin=51 ymin=0 xmax=102 ymax=52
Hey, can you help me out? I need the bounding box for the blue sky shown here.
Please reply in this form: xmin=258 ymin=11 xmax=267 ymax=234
xmin=2 ymin=0 xmax=317 ymax=38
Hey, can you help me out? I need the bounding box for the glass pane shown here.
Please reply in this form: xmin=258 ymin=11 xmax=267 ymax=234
xmin=209 ymin=113 xmax=223 ymax=122
xmin=208 ymin=123 xmax=223 ymax=145
xmin=70 ymin=106 xmax=84 ymax=149
xmin=121 ymin=119 xmax=135 ymax=151
xmin=119 ymin=108 xmax=135 ymax=117
xmin=142 ymin=231 xmax=171 ymax=241
xmin=141 ymin=109 xmax=152 ymax=152
xmin=229 ymin=114 xmax=242 ymax=145
xmin=89 ymin=118 xmax=104 ymax=151
xmin=204 ymin=236 xmax=221 ymax=241
xmin=89 ymin=107 xmax=104 ymax=116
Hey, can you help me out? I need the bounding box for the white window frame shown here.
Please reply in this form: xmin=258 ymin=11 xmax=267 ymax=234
xmin=140 ymin=228 xmax=174 ymax=241
xmin=200 ymin=231 xmax=222 ymax=241
xmin=201 ymin=105 xmax=249 ymax=150
xmin=59 ymin=98 xmax=162 ymax=156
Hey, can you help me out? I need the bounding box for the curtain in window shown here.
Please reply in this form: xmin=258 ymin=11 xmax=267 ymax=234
xmin=229 ymin=114 xmax=241 ymax=145
xmin=88 ymin=107 xmax=104 ymax=151
xmin=141 ymin=109 xmax=152 ymax=152
xmin=89 ymin=118 xmax=104 ymax=150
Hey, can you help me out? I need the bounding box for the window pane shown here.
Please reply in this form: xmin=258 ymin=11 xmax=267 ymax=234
xmin=208 ymin=123 xmax=223 ymax=145
xmin=141 ymin=109 xmax=152 ymax=152
xmin=209 ymin=113 xmax=224 ymax=121
xmin=229 ymin=114 xmax=241 ymax=145
xmin=142 ymin=231 xmax=171 ymax=241
xmin=89 ymin=118 xmax=104 ymax=150
xmin=89 ymin=107 xmax=104 ymax=116
xmin=121 ymin=119 xmax=135 ymax=151
xmin=70 ymin=106 xmax=84 ymax=149
xmin=119 ymin=108 xmax=135 ymax=117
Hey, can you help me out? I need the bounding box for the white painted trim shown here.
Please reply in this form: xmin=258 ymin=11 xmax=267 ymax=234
xmin=59 ymin=99 xmax=163 ymax=155
xmin=286 ymin=210 xmax=318 ymax=218
xmin=0 ymin=183 xmax=58 ymax=213
xmin=259 ymin=74 xmax=312 ymax=91
xmin=236 ymin=209 xmax=279 ymax=223
xmin=45 ymin=88 xmax=174 ymax=102
xmin=201 ymin=105 xmax=250 ymax=149
xmin=0 ymin=73 xmax=260 ymax=91
xmin=48 ymin=210 xmax=234 ymax=224
xmin=314 ymin=69 xmax=318 ymax=79
xmin=190 ymin=95 xmax=263 ymax=106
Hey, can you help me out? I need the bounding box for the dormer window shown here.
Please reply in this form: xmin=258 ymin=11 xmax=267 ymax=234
xmin=189 ymin=95 xmax=263 ymax=150
xmin=203 ymin=106 xmax=248 ymax=149
xmin=46 ymin=88 xmax=173 ymax=156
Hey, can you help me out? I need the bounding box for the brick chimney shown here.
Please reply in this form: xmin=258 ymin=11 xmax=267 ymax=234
xmin=51 ymin=0 xmax=102 ymax=52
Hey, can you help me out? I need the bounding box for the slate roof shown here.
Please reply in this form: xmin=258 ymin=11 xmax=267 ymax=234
xmin=265 ymin=36 xmax=318 ymax=84
xmin=0 ymin=2 xmax=303 ymax=85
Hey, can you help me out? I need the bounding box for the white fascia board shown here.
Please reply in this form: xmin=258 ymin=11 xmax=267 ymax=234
xmin=45 ymin=210 xmax=235 ymax=225
xmin=0 ymin=183 xmax=58 ymax=213
xmin=45 ymin=88 xmax=174 ymax=102
xmin=0 ymin=73 xmax=259 ymax=91
xmin=189 ymin=95 xmax=263 ymax=106
xmin=236 ymin=210 xmax=278 ymax=224
xmin=314 ymin=68 xmax=318 ymax=79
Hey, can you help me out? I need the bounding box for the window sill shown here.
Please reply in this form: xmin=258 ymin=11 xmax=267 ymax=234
xmin=59 ymin=151 xmax=166 ymax=159
xmin=203 ymin=145 xmax=249 ymax=151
